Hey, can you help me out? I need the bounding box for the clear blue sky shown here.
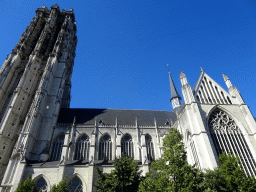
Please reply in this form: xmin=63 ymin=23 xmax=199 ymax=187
xmin=1 ymin=0 xmax=256 ymax=115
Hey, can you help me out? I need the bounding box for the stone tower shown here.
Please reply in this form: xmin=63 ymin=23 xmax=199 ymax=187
xmin=0 ymin=4 xmax=77 ymax=185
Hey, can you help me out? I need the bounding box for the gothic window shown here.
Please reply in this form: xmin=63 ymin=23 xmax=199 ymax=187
xmin=187 ymin=132 xmax=200 ymax=169
xmin=34 ymin=177 xmax=48 ymax=192
xmin=67 ymin=177 xmax=83 ymax=192
xmin=121 ymin=134 xmax=134 ymax=158
xmin=50 ymin=134 xmax=65 ymax=161
xmin=98 ymin=134 xmax=112 ymax=160
xmin=209 ymin=109 xmax=256 ymax=177
xmin=74 ymin=134 xmax=90 ymax=160
xmin=145 ymin=134 xmax=155 ymax=161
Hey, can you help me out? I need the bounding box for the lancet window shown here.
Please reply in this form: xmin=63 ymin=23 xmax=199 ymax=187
xmin=145 ymin=134 xmax=155 ymax=161
xmin=98 ymin=134 xmax=112 ymax=160
xmin=50 ymin=134 xmax=65 ymax=161
xmin=187 ymin=132 xmax=200 ymax=168
xmin=74 ymin=134 xmax=90 ymax=160
xmin=121 ymin=134 xmax=134 ymax=158
xmin=34 ymin=177 xmax=48 ymax=192
xmin=67 ymin=177 xmax=83 ymax=192
xmin=209 ymin=109 xmax=256 ymax=177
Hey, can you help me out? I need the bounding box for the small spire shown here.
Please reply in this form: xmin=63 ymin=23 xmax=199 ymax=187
xmin=222 ymin=73 xmax=229 ymax=82
xmin=180 ymin=70 xmax=188 ymax=86
xmin=169 ymin=71 xmax=181 ymax=100
xmin=180 ymin=70 xmax=185 ymax=77
xmin=222 ymin=73 xmax=232 ymax=88
xmin=200 ymin=67 xmax=204 ymax=72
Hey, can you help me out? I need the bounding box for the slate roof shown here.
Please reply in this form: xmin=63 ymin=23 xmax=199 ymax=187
xmin=57 ymin=108 xmax=176 ymax=126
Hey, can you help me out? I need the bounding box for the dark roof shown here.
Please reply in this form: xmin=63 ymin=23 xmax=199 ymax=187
xmin=57 ymin=108 xmax=176 ymax=126
xmin=169 ymin=72 xmax=181 ymax=100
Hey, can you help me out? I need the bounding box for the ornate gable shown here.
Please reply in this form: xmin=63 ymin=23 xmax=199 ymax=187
xmin=193 ymin=70 xmax=232 ymax=105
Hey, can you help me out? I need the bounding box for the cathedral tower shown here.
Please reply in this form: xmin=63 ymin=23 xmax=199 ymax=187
xmin=0 ymin=4 xmax=77 ymax=186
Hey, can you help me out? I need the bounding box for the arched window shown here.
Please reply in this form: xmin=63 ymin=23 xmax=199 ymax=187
xmin=121 ymin=134 xmax=134 ymax=158
xmin=209 ymin=109 xmax=256 ymax=176
xmin=98 ymin=134 xmax=112 ymax=160
xmin=34 ymin=177 xmax=48 ymax=192
xmin=50 ymin=134 xmax=65 ymax=161
xmin=187 ymin=132 xmax=200 ymax=168
xmin=68 ymin=177 xmax=83 ymax=192
xmin=145 ymin=134 xmax=155 ymax=161
xmin=74 ymin=134 xmax=90 ymax=160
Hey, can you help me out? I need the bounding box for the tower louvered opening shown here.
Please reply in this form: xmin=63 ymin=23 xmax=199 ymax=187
xmin=209 ymin=110 xmax=256 ymax=176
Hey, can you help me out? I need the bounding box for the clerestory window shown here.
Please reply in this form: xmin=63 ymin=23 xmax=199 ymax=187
xmin=50 ymin=134 xmax=65 ymax=161
xmin=74 ymin=134 xmax=90 ymax=160
xmin=98 ymin=134 xmax=112 ymax=160
xmin=121 ymin=134 xmax=134 ymax=158
xmin=145 ymin=134 xmax=155 ymax=161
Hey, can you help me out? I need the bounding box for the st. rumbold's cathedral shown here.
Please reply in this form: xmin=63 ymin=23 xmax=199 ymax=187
xmin=0 ymin=5 xmax=256 ymax=192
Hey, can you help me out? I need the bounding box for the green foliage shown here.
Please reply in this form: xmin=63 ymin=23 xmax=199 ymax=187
xmin=50 ymin=177 xmax=68 ymax=192
xmin=94 ymin=154 xmax=143 ymax=192
xmin=15 ymin=174 xmax=35 ymax=192
xmin=203 ymin=153 xmax=256 ymax=192
xmin=139 ymin=128 xmax=204 ymax=192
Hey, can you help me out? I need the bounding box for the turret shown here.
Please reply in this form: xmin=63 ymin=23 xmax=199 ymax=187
xmin=168 ymin=71 xmax=182 ymax=112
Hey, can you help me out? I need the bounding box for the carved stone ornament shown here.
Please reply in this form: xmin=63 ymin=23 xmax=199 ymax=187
xmin=208 ymin=110 xmax=239 ymax=132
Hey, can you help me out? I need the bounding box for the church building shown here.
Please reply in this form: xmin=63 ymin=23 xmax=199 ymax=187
xmin=0 ymin=5 xmax=256 ymax=192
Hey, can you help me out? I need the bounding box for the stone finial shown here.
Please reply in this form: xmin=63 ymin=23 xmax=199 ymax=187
xmin=180 ymin=70 xmax=188 ymax=86
xmin=222 ymin=73 xmax=229 ymax=82
xmin=222 ymin=73 xmax=232 ymax=88
xmin=180 ymin=70 xmax=185 ymax=78
xmin=200 ymin=67 xmax=204 ymax=72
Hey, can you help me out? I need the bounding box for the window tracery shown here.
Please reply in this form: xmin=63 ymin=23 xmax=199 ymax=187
xmin=98 ymin=134 xmax=112 ymax=160
xmin=145 ymin=134 xmax=155 ymax=161
xmin=209 ymin=109 xmax=256 ymax=176
xmin=50 ymin=134 xmax=65 ymax=161
xmin=187 ymin=132 xmax=200 ymax=168
xmin=121 ymin=134 xmax=134 ymax=158
xmin=34 ymin=177 xmax=48 ymax=192
xmin=74 ymin=134 xmax=90 ymax=160
xmin=67 ymin=177 xmax=83 ymax=192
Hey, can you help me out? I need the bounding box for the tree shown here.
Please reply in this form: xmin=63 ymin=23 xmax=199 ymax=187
xmin=94 ymin=154 xmax=143 ymax=192
xmin=50 ymin=177 xmax=68 ymax=192
xmin=138 ymin=128 xmax=204 ymax=192
xmin=15 ymin=174 xmax=35 ymax=192
xmin=203 ymin=153 xmax=256 ymax=192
